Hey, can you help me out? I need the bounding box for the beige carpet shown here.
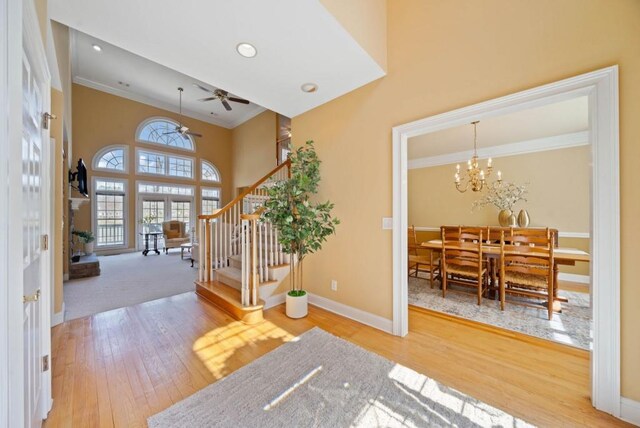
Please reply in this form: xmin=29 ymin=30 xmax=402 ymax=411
xmin=63 ymin=251 xmax=197 ymax=321
xmin=148 ymin=328 xmax=533 ymax=428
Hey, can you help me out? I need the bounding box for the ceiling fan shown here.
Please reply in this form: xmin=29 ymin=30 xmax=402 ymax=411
xmin=193 ymin=83 xmax=250 ymax=111
xmin=163 ymin=87 xmax=202 ymax=138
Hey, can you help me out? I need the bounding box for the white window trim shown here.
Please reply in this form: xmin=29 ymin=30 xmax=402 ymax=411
xmin=91 ymin=176 xmax=129 ymax=250
xmin=135 ymin=147 xmax=196 ymax=181
xmin=200 ymin=159 xmax=222 ymax=183
xmin=200 ymin=186 xmax=222 ymax=215
xmin=92 ymin=144 xmax=129 ymax=174
xmin=135 ymin=116 xmax=196 ymax=152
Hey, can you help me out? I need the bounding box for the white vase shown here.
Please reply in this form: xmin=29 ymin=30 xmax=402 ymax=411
xmin=84 ymin=241 xmax=94 ymax=255
xmin=286 ymin=292 xmax=308 ymax=318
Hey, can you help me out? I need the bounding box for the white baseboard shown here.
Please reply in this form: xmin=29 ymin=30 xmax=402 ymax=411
xmin=558 ymin=273 xmax=590 ymax=285
xmin=308 ymin=293 xmax=393 ymax=334
xmin=263 ymin=293 xmax=285 ymax=310
xmin=621 ymin=397 xmax=640 ymax=426
xmin=63 ymin=273 xmax=69 ymax=281
xmin=51 ymin=302 xmax=65 ymax=326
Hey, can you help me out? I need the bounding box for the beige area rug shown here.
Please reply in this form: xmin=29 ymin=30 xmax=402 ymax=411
xmin=148 ymin=328 xmax=533 ymax=428
xmin=63 ymin=251 xmax=197 ymax=321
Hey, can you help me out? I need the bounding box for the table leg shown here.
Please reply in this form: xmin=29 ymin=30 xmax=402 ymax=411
xmin=153 ymin=235 xmax=160 ymax=255
xmin=143 ymin=233 xmax=149 ymax=256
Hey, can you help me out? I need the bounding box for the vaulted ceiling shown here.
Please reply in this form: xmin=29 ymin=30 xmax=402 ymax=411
xmin=49 ymin=0 xmax=386 ymax=126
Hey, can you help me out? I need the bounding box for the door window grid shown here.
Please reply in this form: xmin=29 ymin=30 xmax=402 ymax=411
xmin=171 ymin=201 xmax=191 ymax=231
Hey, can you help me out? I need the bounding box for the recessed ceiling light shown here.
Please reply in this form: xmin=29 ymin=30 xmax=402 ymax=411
xmin=92 ymin=44 xmax=102 ymax=52
xmin=236 ymin=42 xmax=257 ymax=58
xmin=301 ymin=83 xmax=318 ymax=93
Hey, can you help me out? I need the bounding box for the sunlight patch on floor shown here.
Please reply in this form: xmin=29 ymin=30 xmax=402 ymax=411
xmin=192 ymin=320 xmax=295 ymax=378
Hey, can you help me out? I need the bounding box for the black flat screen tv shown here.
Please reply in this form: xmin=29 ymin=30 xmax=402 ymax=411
xmin=69 ymin=158 xmax=89 ymax=197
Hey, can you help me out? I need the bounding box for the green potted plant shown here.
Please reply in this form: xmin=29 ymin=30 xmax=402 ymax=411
xmin=264 ymin=140 xmax=339 ymax=318
xmin=72 ymin=230 xmax=96 ymax=255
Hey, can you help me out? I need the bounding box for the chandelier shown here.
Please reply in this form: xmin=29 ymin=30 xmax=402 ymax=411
xmin=454 ymin=121 xmax=502 ymax=193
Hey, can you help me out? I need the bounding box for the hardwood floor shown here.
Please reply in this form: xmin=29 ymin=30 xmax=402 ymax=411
xmin=44 ymin=292 xmax=628 ymax=428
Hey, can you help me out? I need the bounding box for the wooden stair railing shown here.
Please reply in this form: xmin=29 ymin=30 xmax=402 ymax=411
xmin=197 ymin=160 xmax=290 ymax=308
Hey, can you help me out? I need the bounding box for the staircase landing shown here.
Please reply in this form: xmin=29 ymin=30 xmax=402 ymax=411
xmin=195 ymin=280 xmax=265 ymax=324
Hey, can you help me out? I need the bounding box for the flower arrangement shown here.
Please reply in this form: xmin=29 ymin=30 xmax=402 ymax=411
xmin=472 ymin=181 xmax=528 ymax=211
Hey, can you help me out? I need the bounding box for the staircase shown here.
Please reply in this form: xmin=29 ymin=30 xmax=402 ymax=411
xmin=195 ymin=160 xmax=291 ymax=324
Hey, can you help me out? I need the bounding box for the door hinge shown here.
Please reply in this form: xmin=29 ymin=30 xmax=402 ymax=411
xmin=42 ymin=355 xmax=49 ymax=372
xmin=43 ymin=112 xmax=57 ymax=130
xmin=42 ymin=234 xmax=49 ymax=251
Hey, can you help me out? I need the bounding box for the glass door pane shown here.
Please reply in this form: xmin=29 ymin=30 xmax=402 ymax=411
xmin=171 ymin=200 xmax=192 ymax=234
xmin=141 ymin=199 xmax=165 ymax=247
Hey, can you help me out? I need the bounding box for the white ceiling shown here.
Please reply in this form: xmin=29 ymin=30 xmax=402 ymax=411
xmin=71 ymin=30 xmax=264 ymax=129
xmin=408 ymin=96 xmax=589 ymax=160
xmin=49 ymin=0 xmax=386 ymax=120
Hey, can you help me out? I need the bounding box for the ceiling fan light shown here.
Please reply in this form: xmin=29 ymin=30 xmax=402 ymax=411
xmin=236 ymin=42 xmax=257 ymax=58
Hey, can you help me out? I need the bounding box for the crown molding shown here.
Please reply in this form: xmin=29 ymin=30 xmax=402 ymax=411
xmin=408 ymin=131 xmax=589 ymax=170
xmin=72 ymin=76 xmax=265 ymax=130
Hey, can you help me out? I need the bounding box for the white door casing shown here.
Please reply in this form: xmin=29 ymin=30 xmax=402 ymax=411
xmin=392 ymin=67 xmax=620 ymax=416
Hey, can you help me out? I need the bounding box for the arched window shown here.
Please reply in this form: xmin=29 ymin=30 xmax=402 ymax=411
xmin=93 ymin=145 xmax=128 ymax=173
xmin=201 ymin=160 xmax=221 ymax=182
xmin=136 ymin=117 xmax=195 ymax=151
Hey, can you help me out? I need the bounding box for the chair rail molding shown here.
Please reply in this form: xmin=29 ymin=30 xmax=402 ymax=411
xmin=392 ymin=66 xmax=620 ymax=417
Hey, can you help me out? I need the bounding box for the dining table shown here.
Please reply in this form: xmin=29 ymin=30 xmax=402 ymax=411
xmin=420 ymin=239 xmax=590 ymax=311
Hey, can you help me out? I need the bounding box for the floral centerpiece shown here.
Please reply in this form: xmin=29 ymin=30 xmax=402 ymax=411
xmin=472 ymin=181 xmax=528 ymax=226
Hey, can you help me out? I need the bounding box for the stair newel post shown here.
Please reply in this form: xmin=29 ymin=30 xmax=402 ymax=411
xmin=251 ymin=217 xmax=258 ymax=306
xmin=258 ymin=220 xmax=263 ymax=282
xmin=240 ymin=217 xmax=248 ymax=306
xmin=205 ymin=219 xmax=211 ymax=282
xmin=198 ymin=219 xmax=203 ymax=281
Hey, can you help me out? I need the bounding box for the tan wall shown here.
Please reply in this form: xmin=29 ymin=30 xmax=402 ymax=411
xmin=71 ymin=84 xmax=233 ymax=251
xmin=291 ymin=0 xmax=640 ymax=400
xmin=320 ymin=0 xmax=387 ymax=71
xmin=50 ymin=89 xmax=64 ymax=313
xmin=409 ymin=146 xmax=590 ymax=232
xmin=51 ymin=22 xmax=72 ymax=141
xmin=231 ymin=110 xmax=276 ymax=191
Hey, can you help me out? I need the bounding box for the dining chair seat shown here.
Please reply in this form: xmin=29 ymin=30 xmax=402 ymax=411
xmin=446 ymin=264 xmax=487 ymax=278
xmin=504 ymin=271 xmax=548 ymax=288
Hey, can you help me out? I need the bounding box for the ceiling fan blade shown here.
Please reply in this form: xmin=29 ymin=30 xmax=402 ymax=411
xmin=198 ymin=97 xmax=218 ymax=102
xmin=186 ymin=131 xmax=202 ymax=138
xmin=193 ymin=83 xmax=213 ymax=93
xmin=228 ymin=97 xmax=250 ymax=104
xmin=163 ymin=131 xmax=178 ymax=135
xmin=221 ymin=100 xmax=232 ymax=111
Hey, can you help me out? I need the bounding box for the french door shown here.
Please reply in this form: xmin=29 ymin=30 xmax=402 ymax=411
xmin=137 ymin=194 xmax=193 ymax=249
xmin=21 ymin=0 xmax=52 ymax=425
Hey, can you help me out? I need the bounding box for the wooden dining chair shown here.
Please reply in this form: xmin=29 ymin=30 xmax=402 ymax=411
xmin=499 ymin=229 xmax=555 ymax=319
xmin=408 ymin=226 xmax=439 ymax=287
xmin=441 ymin=227 xmax=488 ymax=305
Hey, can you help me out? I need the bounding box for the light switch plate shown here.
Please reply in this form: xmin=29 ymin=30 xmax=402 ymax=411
xmin=382 ymin=217 xmax=393 ymax=230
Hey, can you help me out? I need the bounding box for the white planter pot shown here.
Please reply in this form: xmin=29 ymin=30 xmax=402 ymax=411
xmin=84 ymin=241 xmax=94 ymax=255
xmin=286 ymin=292 xmax=308 ymax=319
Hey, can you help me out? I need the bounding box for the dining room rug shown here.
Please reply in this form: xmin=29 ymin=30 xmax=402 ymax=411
xmin=148 ymin=327 xmax=532 ymax=428
xmin=409 ymin=274 xmax=591 ymax=350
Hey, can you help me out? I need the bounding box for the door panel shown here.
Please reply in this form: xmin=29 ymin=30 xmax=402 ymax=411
xmin=22 ymin=43 xmax=46 ymax=428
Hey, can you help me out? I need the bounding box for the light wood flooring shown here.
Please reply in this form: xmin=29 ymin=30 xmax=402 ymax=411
xmin=44 ymin=292 xmax=628 ymax=427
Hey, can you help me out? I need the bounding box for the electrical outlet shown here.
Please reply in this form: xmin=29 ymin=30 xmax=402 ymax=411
xmin=382 ymin=217 xmax=393 ymax=230
xmin=331 ymin=280 xmax=338 ymax=291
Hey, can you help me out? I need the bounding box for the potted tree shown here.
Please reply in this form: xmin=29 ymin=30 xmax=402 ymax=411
xmin=264 ymin=141 xmax=339 ymax=318
xmin=72 ymin=230 xmax=96 ymax=255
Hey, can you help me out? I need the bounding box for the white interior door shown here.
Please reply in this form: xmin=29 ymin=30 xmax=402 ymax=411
xmin=21 ymin=7 xmax=51 ymax=426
